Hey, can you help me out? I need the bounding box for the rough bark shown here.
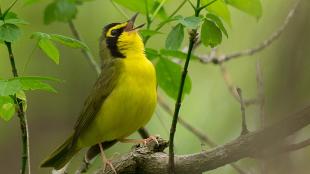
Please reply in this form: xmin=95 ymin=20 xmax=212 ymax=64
xmin=95 ymin=106 xmax=310 ymax=174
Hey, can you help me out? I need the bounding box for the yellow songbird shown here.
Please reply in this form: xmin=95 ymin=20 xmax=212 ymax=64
xmin=41 ymin=13 xmax=157 ymax=170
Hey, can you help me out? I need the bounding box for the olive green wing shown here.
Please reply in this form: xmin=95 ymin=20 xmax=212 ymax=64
xmin=71 ymin=60 xmax=121 ymax=145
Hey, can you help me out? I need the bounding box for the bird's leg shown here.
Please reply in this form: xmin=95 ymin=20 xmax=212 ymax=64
xmin=120 ymin=135 xmax=159 ymax=145
xmin=98 ymin=143 xmax=117 ymax=174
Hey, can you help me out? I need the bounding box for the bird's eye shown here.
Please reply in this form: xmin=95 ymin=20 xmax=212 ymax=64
xmin=111 ymin=29 xmax=118 ymax=36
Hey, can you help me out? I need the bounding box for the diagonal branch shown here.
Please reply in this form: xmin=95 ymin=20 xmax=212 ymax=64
xmin=157 ymin=95 xmax=248 ymax=174
xmin=68 ymin=20 xmax=101 ymax=75
xmin=219 ymin=63 xmax=258 ymax=106
xmin=198 ymin=0 xmax=300 ymax=64
xmin=5 ymin=42 xmax=31 ymax=174
xmin=97 ymin=105 xmax=310 ymax=174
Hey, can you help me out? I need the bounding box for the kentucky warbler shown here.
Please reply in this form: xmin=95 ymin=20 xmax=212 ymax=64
xmin=41 ymin=13 xmax=157 ymax=170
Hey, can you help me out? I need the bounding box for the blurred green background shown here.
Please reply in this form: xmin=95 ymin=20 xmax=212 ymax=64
xmin=1 ymin=0 xmax=310 ymax=173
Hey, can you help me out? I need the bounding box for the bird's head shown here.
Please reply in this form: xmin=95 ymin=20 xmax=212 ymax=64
xmin=101 ymin=13 xmax=145 ymax=59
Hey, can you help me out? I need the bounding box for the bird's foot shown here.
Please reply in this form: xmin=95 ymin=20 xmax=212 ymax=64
xmin=103 ymin=159 xmax=117 ymax=174
xmin=98 ymin=143 xmax=117 ymax=174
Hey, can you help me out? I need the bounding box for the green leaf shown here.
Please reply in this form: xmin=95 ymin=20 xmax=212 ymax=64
xmin=31 ymin=32 xmax=89 ymax=63
xmin=160 ymin=49 xmax=199 ymax=60
xmin=156 ymin=57 xmax=191 ymax=100
xmin=2 ymin=12 xmax=29 ymax=25
xmin=75 ymin=0 xmax=96 ymax=4
xmin=201 ymin=19 xmax=222 ymax=47
xmin=24 ymin=0 xmax=41 ymax=5
xmin=0 ymin=79 xmax=22 ymax=96
xmin=0 ymin=76 xmax=59 ymax=96
xmin=145 ymin=48 xmax=159 ymax=61
xmin=178 ymin=16 xmax=202 ymax=29
xmin=165 ymin=24 xmax=184 ymax=50
xmin=17 ymin=76 xmax=58 ymax=93
xmin=4 ymin=18 xmax=29 ymax=25
xmin=226 ymin=0 xmax=262 ymax=19
xmin=50 ymin=34 xmax=89 ymax=50
xmin=140 ymin=29 xmax=162 ymax=38
xmin=38 ymin=38 xmax=60 ymax=64
xmin=0 ymin=96 xmax=15 ymax=121
xmin=3 ymin=12 xmax=18 ymax=20
xmin=31 ymin=32 xmax=51 ymax=40
xmin=112 ymin=0 xmax=167 ymax=20
xmin=44 ymin=0 xmax=78 ymax=24
xmin=151 ymin=0 xmax=168 ymax=20
xmin=206 ymin=13 xmax=228 ymax=37
xmin=0 ymin=24 xmax=21 ymax=42
xmin=202 ymin=0 xmax=231 ymax=26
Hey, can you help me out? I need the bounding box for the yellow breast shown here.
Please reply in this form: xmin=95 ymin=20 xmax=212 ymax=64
xmin=78 ymin=55 xmax=157 ymax=147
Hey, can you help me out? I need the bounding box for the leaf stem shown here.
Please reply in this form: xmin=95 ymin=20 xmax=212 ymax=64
xmin=143 ymin=0 xmax=187 ymax=44
xmin=144 ymin=0 xmax=152 ymax=29
xmin=110 ymin=0 xmax=129 ymax=19
xmin=2 ymin=0 xmax=19 ymax=18
xmin=197 ymin=0 xmax=218 ymax=13
xmin=150 ymin=0 xmax=168 ymax=21
xmin=168 ymin=0 xmax=201 ymax=173
xmin=5 ymin=41 xmax=31 ymax=174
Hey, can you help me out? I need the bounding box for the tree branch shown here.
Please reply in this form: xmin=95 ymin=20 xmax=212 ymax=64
xmin=168 ymin=0 xmax=201 ymax=172
xmin=4 ymin=41 xmax=31 ymax=174
xmin=198 ymin=0 xmax=300 ymax=64
xmin=68 ymin=20 xmax=101 ymax=75
xmin=219 ymin=63 xmax=258 ymax=106
xmin=143 ymin=0 xmax=187 ymax=44
xmin=157 ymin=95 xmax=248 ymax=174
xmin=96 ymin=105 xmax=310 ymax=174
xmin=236 ymin=88 xmax=249 ymax=135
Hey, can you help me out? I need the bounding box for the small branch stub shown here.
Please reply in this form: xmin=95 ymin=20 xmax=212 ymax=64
xmin=236 ymin=88 xmax=249 ymax=135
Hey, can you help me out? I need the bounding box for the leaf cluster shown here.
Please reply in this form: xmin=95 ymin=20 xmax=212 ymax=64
xmin=0 ymin=0 xmax=91 ymax=121
xmin=113 ymin=0 xmax=262 ymax=100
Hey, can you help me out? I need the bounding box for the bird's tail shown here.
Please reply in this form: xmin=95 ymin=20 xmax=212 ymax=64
xmin=41 ymin=135 xmax=79 ymax=170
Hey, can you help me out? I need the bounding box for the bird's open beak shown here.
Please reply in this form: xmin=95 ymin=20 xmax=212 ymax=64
xmin=124 ymin=13 xmax=145 ymax=32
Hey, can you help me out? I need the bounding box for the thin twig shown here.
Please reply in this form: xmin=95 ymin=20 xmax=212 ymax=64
xmin=197 ymin=0 xmax=218 ymax=13
xmin=158 ymin=95 xmax=215 ymax=146
xmin=68 ymin=20 xmax=101 ymax=75
xmin=150 ymin=0 xmax=168 ymax=21
xmin=155 ymin=110 xmax=170 ymax=136
xmin=2 ymin=0 xmax=19 ymax=18
xmin=199 ymin=0 xmax=300 ymax=64
xmin=144 ymin=0 xmax=152 ymax=29
xmin=284 ymin=138 xmax=310 ymax=152
xmin=110 ymin=0 xmax=129 ymax=19
xmin=186 ymin=0 xmax=195 ymax=10
xmin=219 ymin=63 xmax=258 ymax=106
xmin=143 ymin=0 xmax=187 ymax=44
xmin=255 ymin=60 xmax=267 ymax=174
xmin=157 ymin=95 xmax=248 ymax=174
xmin=5 ymin=41 xmax=31 ymax=174
xmin=236 ymin=88 xmax=249 ymax=135
xmin=168 ymin=1 xmax=201 ymax=172
xmin=256 ymin=60 xmax=265 ymax=128
xmin=219 ymin=63 xmax=239 ymax=100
